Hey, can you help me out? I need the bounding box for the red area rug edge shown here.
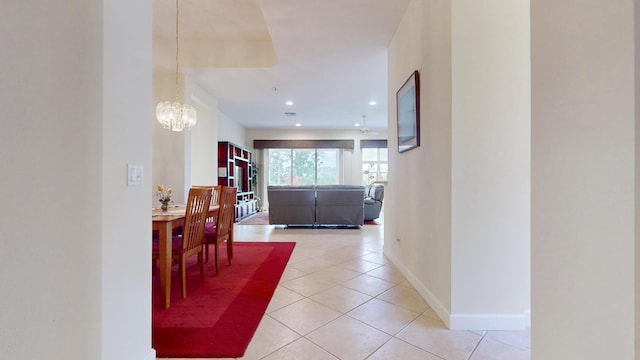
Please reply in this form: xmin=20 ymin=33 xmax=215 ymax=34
xmin=153 ymin=242 xmax=295 ymax=358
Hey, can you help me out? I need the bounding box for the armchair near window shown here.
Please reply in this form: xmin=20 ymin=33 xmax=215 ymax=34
xmin=364 ymin=184 xmax=384 ymax=221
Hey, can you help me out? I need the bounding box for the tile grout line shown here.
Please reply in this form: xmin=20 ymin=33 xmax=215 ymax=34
xmin=466 ymin=330 xmax=487 ymax=360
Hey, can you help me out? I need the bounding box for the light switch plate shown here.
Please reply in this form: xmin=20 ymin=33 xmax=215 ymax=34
xmin=127 ymin=164 xmax=143 ymax=186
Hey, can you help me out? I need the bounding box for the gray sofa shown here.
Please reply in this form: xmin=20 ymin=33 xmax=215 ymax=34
xmin=364 ymin=184 xmax=384 ymax=221
xmin=268 ymin=185 xmax=365 ymax=226
xmin=267 ymin=186 xmax=316 ymax=225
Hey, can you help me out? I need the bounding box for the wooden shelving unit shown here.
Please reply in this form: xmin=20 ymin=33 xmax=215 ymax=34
xmin=218 ymin=141 xmax=258 ymax=221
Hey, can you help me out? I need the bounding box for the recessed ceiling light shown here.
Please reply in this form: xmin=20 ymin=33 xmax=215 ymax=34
xmin=369 ymin=101 xmax=377 ymax=106
xmin=285 ymin=100 xmax=294 ymax=106
xmin=295 ymin=123 xmax=301 ymax=127
xmin=354 ymin=123 xmax=361 ymax=127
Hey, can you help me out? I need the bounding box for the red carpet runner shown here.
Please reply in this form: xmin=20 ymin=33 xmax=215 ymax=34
xmin=153 ymin=242 xmax=295 ymax=358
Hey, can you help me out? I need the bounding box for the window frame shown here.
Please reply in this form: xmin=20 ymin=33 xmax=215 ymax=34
xmin=267 ymin=148 xmax=341 ymax=186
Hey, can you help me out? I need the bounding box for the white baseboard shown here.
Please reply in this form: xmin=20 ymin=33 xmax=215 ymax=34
xmin=383 ymin=245 xmax=452 ymax=328
xmin=383 ymin=245 xmax=531 ymax=331
xmin=143 ymin=349 xmax=156 ymax=360
xmin=450 ymin=313 xmax=529 ymax=330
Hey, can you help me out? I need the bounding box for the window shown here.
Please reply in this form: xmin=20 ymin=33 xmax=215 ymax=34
xmin=362 ymin=147 xmax=388 ymax=184
xmin=268 ymin=148 xmax=339 ymax=185
xmin=316 ymin=149 xmax=339 ymax=184
xmin=291 ymin=149 xmax=315 ymax=185
xmin=268 ymin=149 xmax=291 ymax=185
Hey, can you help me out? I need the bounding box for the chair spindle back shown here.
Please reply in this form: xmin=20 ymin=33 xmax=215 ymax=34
xmin=181 ymin=187 xmax=212 ymax=252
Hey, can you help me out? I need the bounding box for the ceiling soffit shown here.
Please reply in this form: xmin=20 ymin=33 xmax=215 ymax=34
xmin=153 ymin=0 xmax=277 ymax=70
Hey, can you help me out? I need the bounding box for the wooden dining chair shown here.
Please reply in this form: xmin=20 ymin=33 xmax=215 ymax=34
xmin=153 ymin=187 xmax=212 ymax=298
xmin=192 ymin=185 xmax=222 ymax=223
xmin=210 ymin=185 xmax=222 ymax=206
xmin=204 ymin=186 xmax=237 ymax=275
xmin=192 ymin=185 xmax=222 ymax=206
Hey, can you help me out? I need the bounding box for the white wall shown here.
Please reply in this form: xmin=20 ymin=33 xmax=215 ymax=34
xmin=187 ymin=79 xmax=219 ymax=187
xmin=531 ymin=1 xmax=636 ymax=358
xmin=450 ymin=0 xmax=530 ymax=329
xmin=102 ymin=1 xmax=154 ymax=358
xmin=152 ymin=74 xmax=242 ymax=201
xmin=1 ymin=1 xmax=154 ymax=359
xmin=218 ymin=110 xmax=247 ymax=147
xmin=386 ymin=0 xmax=530 ymax=330
xmin=386 ymin=0 xmax=454 ymax=323
xmin=152 ymin=72 xmax=187 ymax=204
xmin=152 ymin=74 xmax=220 ymax=204
xmin=636 ymin=1 xmax=640 ymax=355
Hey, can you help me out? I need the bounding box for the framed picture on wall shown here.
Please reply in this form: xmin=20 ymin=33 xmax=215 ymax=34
xmin=396 ymin=70 xmax=420 ymax=153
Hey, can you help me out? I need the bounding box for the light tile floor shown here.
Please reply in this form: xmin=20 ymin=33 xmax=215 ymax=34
xmin=162 ymin=218 xmax=530 ymax=360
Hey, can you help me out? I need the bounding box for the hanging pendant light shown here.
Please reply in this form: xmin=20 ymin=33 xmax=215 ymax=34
xmin=156 ymin=0 xmax=197 ymax=132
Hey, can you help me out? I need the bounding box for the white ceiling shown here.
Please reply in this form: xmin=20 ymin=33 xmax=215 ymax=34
xmin=153 ymin=0 xmax=410 ymax=131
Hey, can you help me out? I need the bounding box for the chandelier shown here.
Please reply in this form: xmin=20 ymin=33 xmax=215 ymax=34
xmin=156 ymin=0 xmax=197 ymax=132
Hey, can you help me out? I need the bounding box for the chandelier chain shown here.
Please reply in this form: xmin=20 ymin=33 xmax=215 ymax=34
xmin=175 ymin=0 xmax=179 ymax=103
xmin=155 ymin=0 xmax=197 ymax=131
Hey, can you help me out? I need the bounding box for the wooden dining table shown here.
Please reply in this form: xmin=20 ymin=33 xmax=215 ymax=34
xmin=152 ymin=205 xmax=219 ymax=308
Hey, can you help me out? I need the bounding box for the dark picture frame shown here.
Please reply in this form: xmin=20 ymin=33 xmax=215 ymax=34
xmin=396 ymin=70 xmax=420 ymax=153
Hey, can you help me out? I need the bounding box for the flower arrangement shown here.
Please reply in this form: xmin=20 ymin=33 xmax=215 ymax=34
xmin=156 ymin=184 xmax=173 ymax=211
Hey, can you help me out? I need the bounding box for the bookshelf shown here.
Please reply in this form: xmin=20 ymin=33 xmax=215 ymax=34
xmin=218 ymin=141 xmax=258 ymax=221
